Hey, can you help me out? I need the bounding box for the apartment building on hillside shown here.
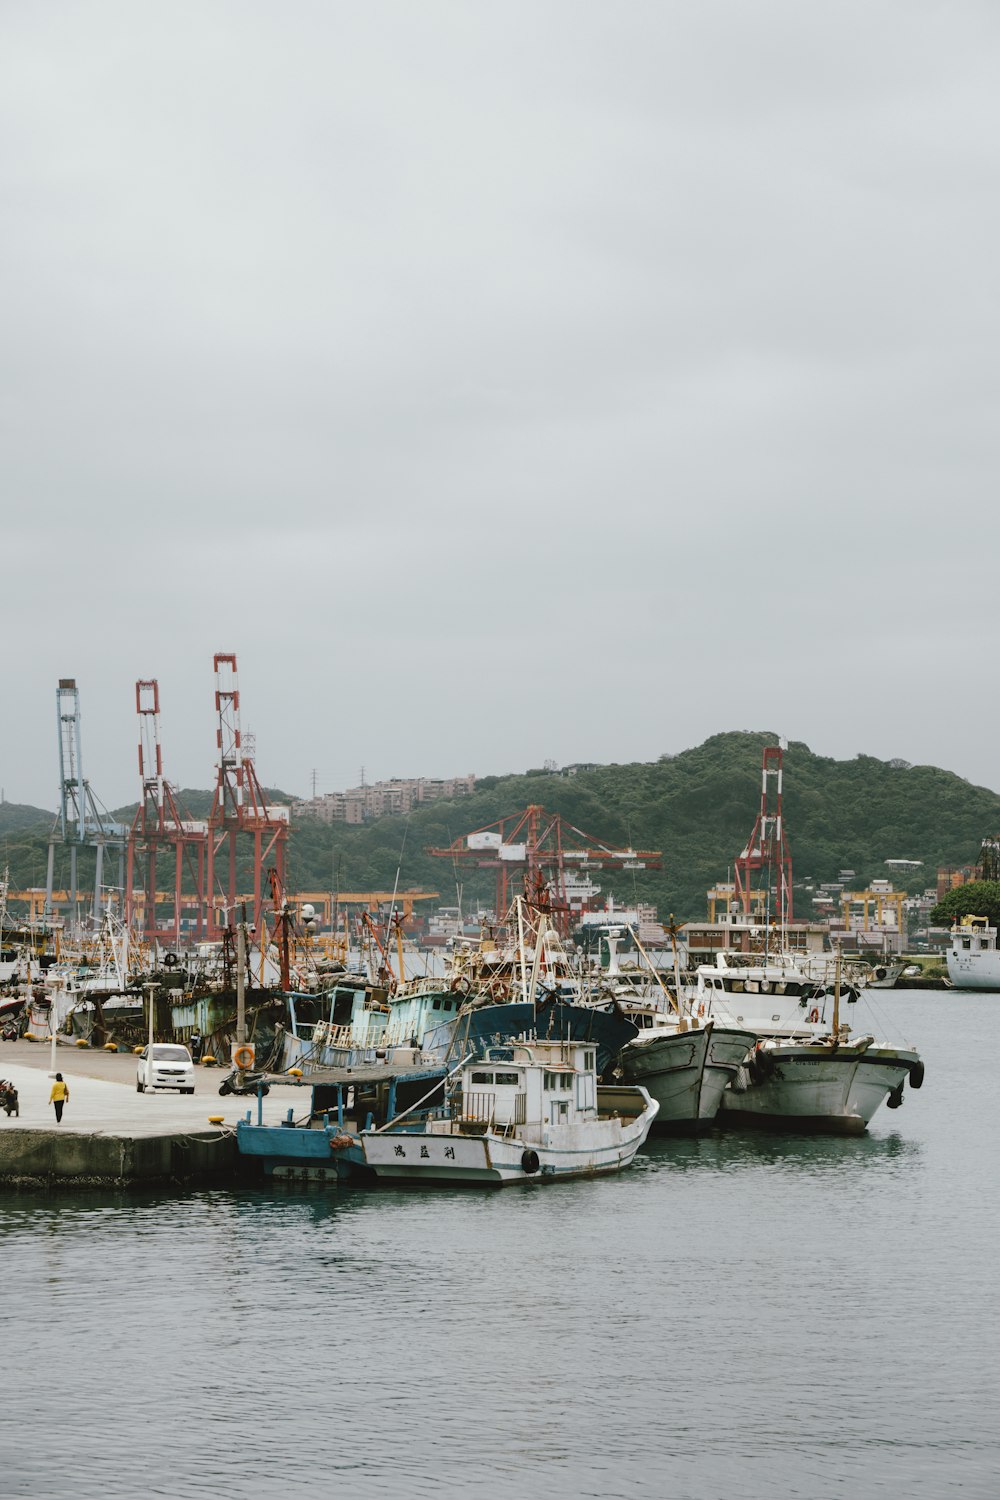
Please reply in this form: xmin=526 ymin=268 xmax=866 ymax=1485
xmin=292 ymin=774 xmax=476 ymax=824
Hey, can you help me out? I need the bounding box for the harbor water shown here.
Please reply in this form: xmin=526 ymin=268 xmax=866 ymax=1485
xmin=2 ymin=991 xmax=998 ymax=1499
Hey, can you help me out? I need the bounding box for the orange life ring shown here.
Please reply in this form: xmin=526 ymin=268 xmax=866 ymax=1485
xmin=233 ymin=1043 xmax=255 ymax=1070
xmin=807 ymin=1008 xmax=820 ymax=1024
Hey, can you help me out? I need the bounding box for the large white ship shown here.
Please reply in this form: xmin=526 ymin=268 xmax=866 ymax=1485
xmin=946 ymin=916 xmax=1000 ymax=990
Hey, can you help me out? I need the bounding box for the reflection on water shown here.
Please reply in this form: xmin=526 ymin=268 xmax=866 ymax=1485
xmin=639 ymin=1124 xmax=922 ymax=1177
xmin=2 ymin=992 xmax=999 ymax=1500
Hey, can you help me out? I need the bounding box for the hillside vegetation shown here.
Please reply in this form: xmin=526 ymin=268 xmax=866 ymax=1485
xmin=5 ymin=733 xmax=997 ymax=923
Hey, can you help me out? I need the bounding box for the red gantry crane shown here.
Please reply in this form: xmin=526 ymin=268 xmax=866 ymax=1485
xmin=734 ymin=740 xmax=793 ymax=927
xmin=125 ymin=679 xmax=208 ymax=942
xmin=205 ymin=653 xmax=289 ymax=940
xmin=426 ymin=804 xmax=661 ymax=936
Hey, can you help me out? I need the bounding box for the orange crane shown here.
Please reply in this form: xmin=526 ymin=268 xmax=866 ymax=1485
xmin=426 ymin=805 xmax=661 ymax=936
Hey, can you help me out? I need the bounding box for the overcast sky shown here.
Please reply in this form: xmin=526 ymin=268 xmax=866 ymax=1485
xmin=3 ymin=2 xmax=998 ymax=812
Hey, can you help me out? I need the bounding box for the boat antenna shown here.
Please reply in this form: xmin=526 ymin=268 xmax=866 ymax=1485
xmin=383 ymin=814 xmax=411 ymax=951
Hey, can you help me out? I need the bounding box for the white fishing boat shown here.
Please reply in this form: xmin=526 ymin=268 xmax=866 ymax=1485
xmin=721 ymin=1034 xmax=924 ymax=1134
xmin=945 ymin=916 xmax=1000 ymax=990
xmin=719 ymin=957 xmax=924 ymax=1134
xmin=359 ymin=1037 xmax=658 ymax=1185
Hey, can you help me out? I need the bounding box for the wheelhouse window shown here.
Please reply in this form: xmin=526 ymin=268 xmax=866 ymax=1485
xmin=470 ymin=1071 xmax=493 ymax=1084
xmin=493 ymin=1072 xmax=520 ymax=1086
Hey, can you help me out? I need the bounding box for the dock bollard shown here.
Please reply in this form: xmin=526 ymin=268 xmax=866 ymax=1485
xmin=207 ymin=1115 xmax=224 ymax=1125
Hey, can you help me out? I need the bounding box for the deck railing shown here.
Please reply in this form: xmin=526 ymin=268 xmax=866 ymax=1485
xmin=450 ymin=1091 xmax=527 ymax=1135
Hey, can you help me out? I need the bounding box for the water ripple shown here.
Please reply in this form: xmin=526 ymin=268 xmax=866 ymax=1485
xmin=1 ymin=993 xmax=998 ymax=1499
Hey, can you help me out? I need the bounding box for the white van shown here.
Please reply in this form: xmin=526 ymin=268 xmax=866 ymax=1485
xmin=137 ymin=1043 xmax=196 ymax=1094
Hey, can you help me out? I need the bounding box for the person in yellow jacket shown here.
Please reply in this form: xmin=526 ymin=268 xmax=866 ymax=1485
xmin=50 ymin=1073 xmax=69 ymax=1123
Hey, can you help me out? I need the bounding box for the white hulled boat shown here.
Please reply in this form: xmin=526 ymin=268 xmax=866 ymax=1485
xmin=945 ymin=916 xmax=1000 ymax=990
xmin=359 ymin=1037 xmax=658 ymax=1185
xmin=718 ymin=957 xmax=924 ymax=1134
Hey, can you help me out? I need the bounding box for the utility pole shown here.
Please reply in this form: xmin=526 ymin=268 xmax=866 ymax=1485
xmin=48 ymin=980 xmax=61 ymax=1075
xmin=236 ymin=905 xmax=247 ymax=1048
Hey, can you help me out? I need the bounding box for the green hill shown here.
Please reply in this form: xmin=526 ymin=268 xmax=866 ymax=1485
xmin=287 ymin=731 xmax=1000 ymax=920
xmin=0 ymin=801 xmax=54 ymax=836
xmin=4 ymin=733 xmax=998 ymax=921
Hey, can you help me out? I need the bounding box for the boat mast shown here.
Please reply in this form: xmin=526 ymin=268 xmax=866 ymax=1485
xmin=526 ymin=912 xmax=548 ymax=1008
xmin=515 ymin=897 xmax=529 ymax=1002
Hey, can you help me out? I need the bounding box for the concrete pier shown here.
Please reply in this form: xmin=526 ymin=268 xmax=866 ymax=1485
xmin=0 ymin=1039 xmax=301 ymax=1189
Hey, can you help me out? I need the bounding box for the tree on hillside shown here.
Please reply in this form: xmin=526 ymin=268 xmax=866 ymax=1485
xmin=930 ymin=881 xmax=1000 ymax=930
